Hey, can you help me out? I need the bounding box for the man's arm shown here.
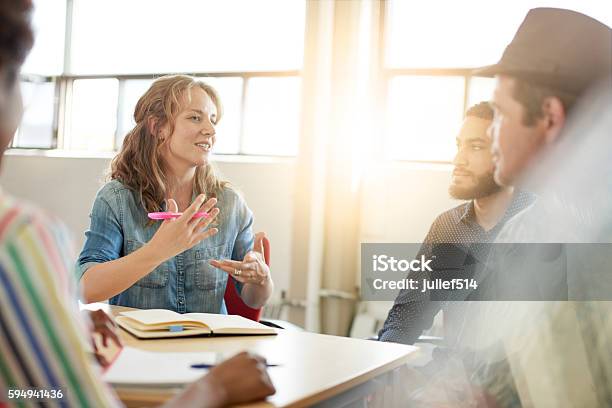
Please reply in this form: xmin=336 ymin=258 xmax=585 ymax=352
xmin=378 ymin=223 xmax=445 ymax=345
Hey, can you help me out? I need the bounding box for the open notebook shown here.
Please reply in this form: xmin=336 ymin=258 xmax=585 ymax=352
xmin=115 ymin=309 xmax=277 ymax=339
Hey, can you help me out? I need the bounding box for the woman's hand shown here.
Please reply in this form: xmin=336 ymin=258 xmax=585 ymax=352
xmin=210 ymin=232 xmax=270 ymax=286
xmin=146 ymin=194 xmax=219 ymax=264
xmin=164 ymin=352 xmax=276 ymax=408
xmin=79 ymin=194 xmax=220 ymax=304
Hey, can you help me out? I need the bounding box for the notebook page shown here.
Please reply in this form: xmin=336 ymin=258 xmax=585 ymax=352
xmin=120 ymin=309 xmax=192 ymax=325
xmin=185 ymin=313 xmax=269 ymax=332
xmin=103 ymin=347 xmax=217 ymax=386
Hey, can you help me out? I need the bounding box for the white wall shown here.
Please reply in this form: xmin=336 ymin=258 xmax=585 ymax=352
xmin=361 ymin=161 xmax=457 ymax=243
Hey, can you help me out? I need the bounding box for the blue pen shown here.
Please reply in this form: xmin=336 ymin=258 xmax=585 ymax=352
xmin=190 ymin=363 xmax=279 ymax=369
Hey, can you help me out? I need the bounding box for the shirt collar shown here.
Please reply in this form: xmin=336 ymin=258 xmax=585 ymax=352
xmin=459 ymin=200 xmax=477 ymax=224
xmin=459 ymin=190 xmax=536 ymax=226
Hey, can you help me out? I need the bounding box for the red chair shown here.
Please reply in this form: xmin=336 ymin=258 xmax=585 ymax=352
xmin=223 ymin=236 xmax=270 ymax=321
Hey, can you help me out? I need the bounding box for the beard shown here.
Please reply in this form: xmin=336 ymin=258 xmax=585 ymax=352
xmin=449 ymin=170 xmax=501 ymax=200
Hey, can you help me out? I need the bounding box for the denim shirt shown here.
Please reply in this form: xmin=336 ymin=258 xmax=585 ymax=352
xmin=77 ymin=180 xmax=254 ymax=314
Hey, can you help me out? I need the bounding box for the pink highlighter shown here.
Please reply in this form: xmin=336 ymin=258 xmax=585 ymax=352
xmin=147 ymin=211 xmax=210 ymax=220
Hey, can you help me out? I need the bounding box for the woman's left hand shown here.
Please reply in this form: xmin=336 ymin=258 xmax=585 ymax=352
xmin=210 ymin=232 xmax=271 ymax=286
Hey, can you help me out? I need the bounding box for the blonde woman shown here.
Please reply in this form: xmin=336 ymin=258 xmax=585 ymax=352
xmin=77 ymin=75 xmax=273 ymax=313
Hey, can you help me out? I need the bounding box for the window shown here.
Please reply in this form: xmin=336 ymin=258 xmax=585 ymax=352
xmin=243 ymin=77 xmax=301 ymax=156
xmin=21 ymin=0 xmax=66 ymax=76
xmin=69 ymin=0 xmax=305 ymax=74
xmin=13 ymin=80 xmax=56 ymax=149
xmin=383 ymin=0 xmax=612 ymax=162
xmin=69 ymin=79 xmax=118 ymax=152
xmin=17 ymin=1 xmax=609 ymax=158
xmin=386 ymin=76 xmax=464 ymax=162
xmin=14 ymin=0 xmax=65 ymax=149
xmin=467 ymin=77 xmax=496 ymax=110
xmin=116 ymin=79 xmax=155 ymax=148
xmin=197 ymin=77 xmax=243 ymax=155
xmin=14 ymin=0 xmax=306 ymax=156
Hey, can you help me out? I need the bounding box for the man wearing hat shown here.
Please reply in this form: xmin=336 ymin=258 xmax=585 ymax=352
xmin=475 ymin=7 xmax=610 ymax=189
xmin=464 ymin=7 xmax=612 ymax=406
xmin=468 ymin=7 xmax=611 ymax=310
xmin=391 ymin=8 xmax=611 ymax=407
xmin=465 ymin=8 xmax=612 ymax=304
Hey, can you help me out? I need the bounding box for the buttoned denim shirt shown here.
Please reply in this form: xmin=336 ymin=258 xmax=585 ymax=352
xmin=77 ymin=180 xmax=253 ymax=314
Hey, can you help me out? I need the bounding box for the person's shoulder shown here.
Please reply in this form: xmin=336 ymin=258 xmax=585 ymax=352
xmin=432 ymin=201 xmax=470 ymax=227
xmin=510 ymin=190 xmax=537 ymax=213
xmin=0 ymin=195 xmax=68 ymax=244
xmin=94 ymin=179 xmax=134 ymax=205
xmin=97 ymin=179 xmax=131 ymax=197
xmin=0 ymin=195 xmax=61 ymax=229
xmin=495 ymin=206 xmax=533 ymax=243
xmin=423 ymin=201 xmax=470 ymax=243
xmin=217 ymin=185 xmax=247 ymax=208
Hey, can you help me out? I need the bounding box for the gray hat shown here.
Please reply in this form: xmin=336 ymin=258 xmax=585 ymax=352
xmin=474 ymin=8 xmax=612 ymax=95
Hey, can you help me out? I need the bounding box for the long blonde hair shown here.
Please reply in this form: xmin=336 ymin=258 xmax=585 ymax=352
xmin=111 ymin=75 xmax=228 ymax=213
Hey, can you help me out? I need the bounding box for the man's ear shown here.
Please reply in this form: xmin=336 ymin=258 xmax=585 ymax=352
xmin=540 ymin=96 xmax=566 ymax=145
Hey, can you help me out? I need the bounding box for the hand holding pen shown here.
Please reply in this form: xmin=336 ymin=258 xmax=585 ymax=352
xmin=145 ymin=194 xmax=220 ymax=263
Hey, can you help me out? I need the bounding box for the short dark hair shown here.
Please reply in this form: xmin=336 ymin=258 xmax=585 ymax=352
xmin=465 ymin=101 xmax=494 ymax=121
xmin=0 ymin=0 xmax=33 ymax=87
xmin=512 ymin=78 xmax=579 ymax=126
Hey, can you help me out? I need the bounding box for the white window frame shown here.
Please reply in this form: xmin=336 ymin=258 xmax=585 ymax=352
xmin=14 ymin=0 xmax=302 ymax=157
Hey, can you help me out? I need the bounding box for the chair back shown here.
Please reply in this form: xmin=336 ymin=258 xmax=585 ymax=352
xmin=223 ymin=236 xmax=270 ymax=321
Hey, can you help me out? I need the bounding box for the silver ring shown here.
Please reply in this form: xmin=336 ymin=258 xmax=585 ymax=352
xmin=234 ymin=268 xmax=242 ymax=276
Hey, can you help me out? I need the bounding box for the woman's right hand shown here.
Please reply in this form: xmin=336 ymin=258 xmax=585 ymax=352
xmin=146 ymin=194 xmax=219 ymax=264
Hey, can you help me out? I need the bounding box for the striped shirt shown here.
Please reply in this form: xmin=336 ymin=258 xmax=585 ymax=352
xmin=0 ymin=195 xmax=119 ymax=407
